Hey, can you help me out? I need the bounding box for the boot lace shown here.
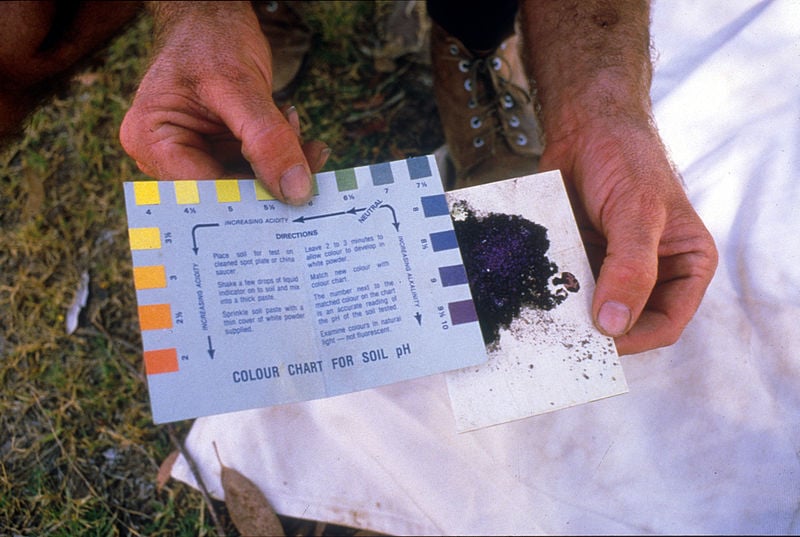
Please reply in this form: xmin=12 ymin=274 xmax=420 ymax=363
xmin=445 ymin=40 xmax=534 ymax=152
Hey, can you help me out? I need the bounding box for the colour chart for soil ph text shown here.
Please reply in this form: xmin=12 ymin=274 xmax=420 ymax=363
xmin=124 ymin=155 xmax=487 ymax=423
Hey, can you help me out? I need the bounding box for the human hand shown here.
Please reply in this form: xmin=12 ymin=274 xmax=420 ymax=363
xmin=119 ymin=1 xmax=328 ymax=205
xmin=518 ymin=1 xmax=717 ymax=354
xmin=540 ymin=118 xmax=718 ymax=355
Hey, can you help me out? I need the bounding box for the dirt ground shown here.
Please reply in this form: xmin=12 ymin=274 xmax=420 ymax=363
xmin=0 ymin=3 xmax=445 ymax=535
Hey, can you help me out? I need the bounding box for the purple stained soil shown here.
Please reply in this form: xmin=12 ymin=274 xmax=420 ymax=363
xmin=451 ymin=200 xmax=568 ymax=345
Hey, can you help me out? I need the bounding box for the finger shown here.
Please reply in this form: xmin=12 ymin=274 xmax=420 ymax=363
xmin=120 ymin=92 xmax=236 ymax=179
xmin=613 ymin=263 xmax=714 ymax=355
xmin=203 ymin=138 xmax=329 ymax=178
xmin=281 ymin=104 xmax=301 ymax=138
xmin=219 ymin=98 xmax=313 ymax=205
xmin=302 ymin=140 xmax=331 ymax=173
xmin=123 ymin=119 xmax=228 ymax=180
xmin=279 ymin=104 xmax=330 ymax=172
xmin=592 ymin=209 xmax=662 ymax=341
xmin=614 ymin=225 xmax=718 ymax=354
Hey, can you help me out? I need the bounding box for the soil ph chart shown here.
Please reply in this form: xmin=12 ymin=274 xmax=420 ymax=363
xmin=124 ymin=155 xmax=487 ymax=423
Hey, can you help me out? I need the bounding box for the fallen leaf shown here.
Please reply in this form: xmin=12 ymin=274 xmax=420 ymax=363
xmin=156 ymin=450 xmax=179 ymax=491
xmin=214 ymin=442 xmax=285 ymax=537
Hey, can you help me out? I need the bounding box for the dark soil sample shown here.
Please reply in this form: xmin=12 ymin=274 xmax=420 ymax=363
xmin=452 ymin=201 xmax=565 ymax=345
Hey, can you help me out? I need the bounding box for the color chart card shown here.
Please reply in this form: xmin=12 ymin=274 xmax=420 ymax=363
xmin=124 ymin=155 xmax=487 ymax=423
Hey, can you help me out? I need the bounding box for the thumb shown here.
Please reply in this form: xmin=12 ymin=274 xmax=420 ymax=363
xmin=220 ymin=99 xmax=314 ymax=205
xmin=592 ymin=215 xmax=661 ymax=338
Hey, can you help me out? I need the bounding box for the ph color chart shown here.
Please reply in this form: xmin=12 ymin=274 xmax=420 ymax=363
xmin=124 ymin=155 xmax=487 ymax=423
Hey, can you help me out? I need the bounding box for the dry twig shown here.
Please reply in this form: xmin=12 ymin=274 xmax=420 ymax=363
xmin=166 ymin=424 xmax=227 ymax=537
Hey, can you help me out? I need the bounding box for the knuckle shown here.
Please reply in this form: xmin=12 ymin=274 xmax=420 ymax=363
xmin=241 ymin=120 xmax=300 ymax=165
xmin=659 ymin=321 xmax=684 ymax=348
xmin=613 ymin=254 xmax=659 ymax=291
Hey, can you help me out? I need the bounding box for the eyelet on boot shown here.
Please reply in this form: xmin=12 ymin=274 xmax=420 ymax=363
xmin=431 ymin=22 xmax=543 ymax=189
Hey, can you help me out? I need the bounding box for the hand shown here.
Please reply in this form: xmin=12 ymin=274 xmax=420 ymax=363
xmin=518 ymin=1 xmax=716 ymax=354
xmin=119 ymin=2 xmax=328 ymax=205
xmin=540 ymin=118 xmax=718 ymax=355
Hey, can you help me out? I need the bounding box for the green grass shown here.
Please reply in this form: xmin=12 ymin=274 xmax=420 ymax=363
xmin=1 ymin=3 xmax=440 ymax=535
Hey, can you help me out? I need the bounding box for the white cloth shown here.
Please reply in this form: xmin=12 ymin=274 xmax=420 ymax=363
xmin=172 ymin=1 xmax=800 ymax=533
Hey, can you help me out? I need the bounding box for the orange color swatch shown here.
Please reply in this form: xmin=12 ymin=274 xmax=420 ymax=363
xmin=144 ymin=348 xmax=179 ymax=375
xmin=138 ymin=303 xmax=173 ymax=330
xmin=133 ymin=265 xmax=167 ymax=290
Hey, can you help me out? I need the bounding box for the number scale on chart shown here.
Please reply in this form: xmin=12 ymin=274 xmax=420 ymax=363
xmin=124 ymin=155 xmax=487 ymax=423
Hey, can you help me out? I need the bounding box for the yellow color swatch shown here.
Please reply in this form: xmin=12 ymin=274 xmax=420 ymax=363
xmin=254 ymin=181 xmax=276 ymax=201
xmin=254 ymin=177 xmax=318 ymax=200
xmin=138 ymin=304 xmax=173 ymax=331
xmin=215 ymin=179 xmax=241 ymax=203
xmin=128 ymin=227 xmax=162 ymax=250
xmin=174 ymin=181 xmax=200 ymax=204
xmin=133 ymin=265 xmax=167 ymax=290
xmin=144 ymin=348 xmax=179 ymax=375
xmin=133 ymin=182 xmax=161 ymax=205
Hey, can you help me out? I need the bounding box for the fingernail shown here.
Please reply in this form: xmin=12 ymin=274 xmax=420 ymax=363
xmin=597 ymin=301 xmax=631 ymax=337
xmin=284 ymin=105 xmax=300 ymax=137
xmin=280 ymin=164 xmax=312 ymax=204
xmin=316 ymin=146 xmax=331 ymax=170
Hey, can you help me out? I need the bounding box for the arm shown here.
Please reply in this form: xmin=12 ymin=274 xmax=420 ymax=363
xmin=119 ymin=1 xmax=328 ymax=204
xmin=0 ymin=1 xmax=141 ymax=143
xmin=519 ymin=0 xmax=718 ymax=354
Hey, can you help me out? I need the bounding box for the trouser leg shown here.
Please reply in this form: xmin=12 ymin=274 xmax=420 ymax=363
xmin=0 ymin=1 xmax=142 ymax=144
xmin=426 ymin=0 xmax=519 ymax=54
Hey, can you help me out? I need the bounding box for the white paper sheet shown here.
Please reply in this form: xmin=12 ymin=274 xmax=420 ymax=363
xmin=444 ymin=172 xmax=627 ymax=432
xmin=171 ymin=1 xmax=800 ymax=533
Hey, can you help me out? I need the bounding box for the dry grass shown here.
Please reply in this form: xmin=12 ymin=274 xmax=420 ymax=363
xmin=0 ymin=3 xmax=440 ymax=535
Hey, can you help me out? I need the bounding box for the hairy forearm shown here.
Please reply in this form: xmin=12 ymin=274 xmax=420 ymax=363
xmin=140 ymin=1 xmax=271 ymax=92
xmin=146 ymin=1 xmax=256 ymax=48
xmin=520 ymin=0 xmax=653 ymax=141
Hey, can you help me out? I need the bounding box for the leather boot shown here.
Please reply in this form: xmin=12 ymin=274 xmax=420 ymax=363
xmin=431 ymin=21 xmax=543 ymax=190
xmin=253 ymin=1 xmax=312 ymax=104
